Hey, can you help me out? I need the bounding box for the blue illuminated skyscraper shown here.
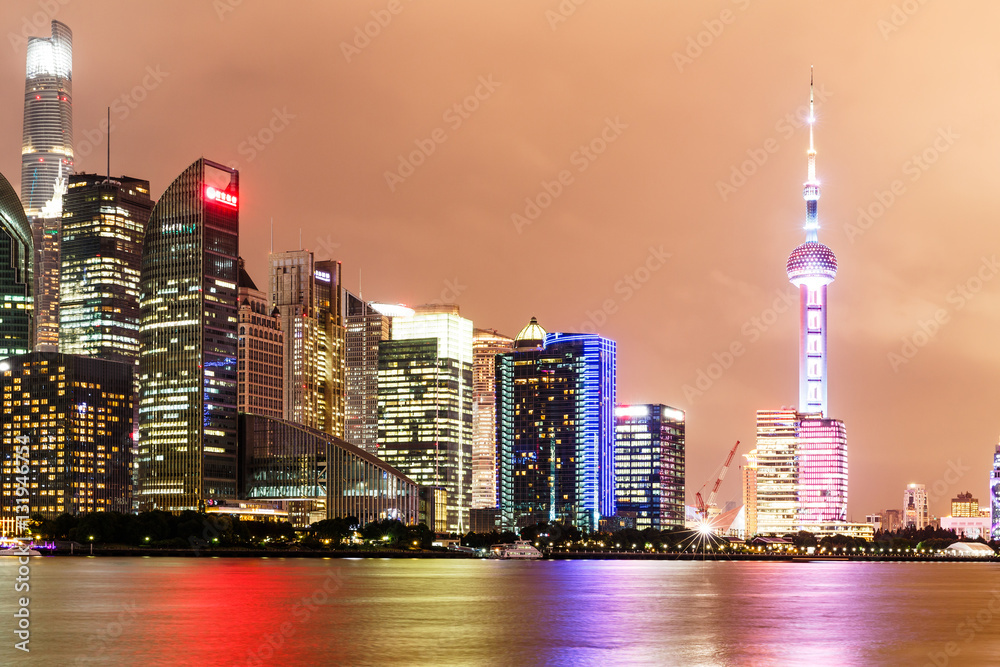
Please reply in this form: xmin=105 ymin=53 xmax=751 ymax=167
xmin=496 ymin=318 xmax=616 ymax=532
xmin=136 ymin=158 xmax=239 ymax=512
xmin=990 ymin=442 xmax=1000 ymax=540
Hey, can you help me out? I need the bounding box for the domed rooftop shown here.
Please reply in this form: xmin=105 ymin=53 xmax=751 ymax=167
xmin=786 ymin=241 xmax=837 ymax=286
xmin=514 ymin=316 xmax=546 ymax=349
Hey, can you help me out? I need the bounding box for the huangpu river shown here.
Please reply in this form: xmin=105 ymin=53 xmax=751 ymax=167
xmin=1 ymin=557 xmax=998 ymax=666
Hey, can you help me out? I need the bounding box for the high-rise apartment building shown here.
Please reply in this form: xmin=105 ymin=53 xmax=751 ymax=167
xmin=496 ymin=318 xmax=617 ymax=532
xmin=742 ymin=449 xmax=758 ymax=537
xmin=344 ymin=293 xmax=395 ymax=453
xmin=903 ymin=483 xmax=928 ymax=529
xmin=136 ymin=159 xmax=239 ymax=512
xmin=613 ymin=404 xmax=685 ymax=530
xmin=754 ymin=409 xmax=800 ymax=535
xmin=0 ymin=171 xmax=33 ymax=360
xmin=269 ymin=251 xmax=345 ymax=437
xmin=0 ymin=353 xmax=132 ymax=535
xmin=378 ymin=305 xmax=473 ymax=533
xmin=471 ymin=328 xmax=513 ymax=509
xmin=59 ymin=174 xmax=153 ymax=364
xmin=237 ymin=258 xmax=283 ymax=418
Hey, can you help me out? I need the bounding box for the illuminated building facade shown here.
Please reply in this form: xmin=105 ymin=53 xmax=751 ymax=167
xmin=59 ymin=174 xmax=153 ymax=364
xmin=344 ymin=292 xmax=392 ymax=453
xmin=237 ymin=258 xmax=283 ymax=418
xmin=991 ymin=443 xmax=1000 ymax=539
xmin=797 ymin=416 xmax=848 ymax=523
xmin=378 ymin=305 xmax=473 ymax=533
xmin=21 ymin=20 xmax=73 ymax=218
xmin=0 ymin=171 xmax=33 ymax=360
xmin=237 ymin=414 xmax=419 ymax=528
xmin=754 ymin=409 xmax=800 ymax=535
xmin=742 ymin=449 xmax=758 ymax=537
xmin=472 ymin=327 xmax=513 ymax=509
xmin=0 ymin=353 xmax=132 ymax=535
xmin=613 ymin=404 xmax=685 ymax=530
xmin=269 ymin=250 xmax=345 ymax=437
xmin=496 ymin=318 xmax=617 ymax=533
xmin=136 ymin=159 xmax=239 ymax=512
xmin=22 ymin=21 xmax=73 ymax=353
xmin=951 ymin=491 xmax=978 ymax=518
xmin=903 ymin=483 xmax=928 ymax=529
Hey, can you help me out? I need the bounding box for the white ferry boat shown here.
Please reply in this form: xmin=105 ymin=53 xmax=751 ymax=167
xmin=491 ymin=540 xmax=543 ymax=560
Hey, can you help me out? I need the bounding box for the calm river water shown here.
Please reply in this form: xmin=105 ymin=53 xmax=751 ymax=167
xmin=0 ymin=558 xmax=998 ymax=666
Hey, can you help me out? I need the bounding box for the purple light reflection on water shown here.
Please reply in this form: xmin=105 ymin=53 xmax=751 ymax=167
xmin=1 ymin=558 xmax=998 ymax=665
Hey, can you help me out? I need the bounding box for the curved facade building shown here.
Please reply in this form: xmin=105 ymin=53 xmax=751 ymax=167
xmin=239 ymin=414 xmax=419 ymax=527
xmin=0 ymin=171 xmax=33 ymax=359
xmin=21 ymin=20 xmax=73 ymax=216
xmin=137 ymin=159 xmax=239 ymax=512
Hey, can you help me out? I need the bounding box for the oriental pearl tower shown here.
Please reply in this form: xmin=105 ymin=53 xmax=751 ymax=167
xmin=786 ymin=67 xmax=837 ymax=417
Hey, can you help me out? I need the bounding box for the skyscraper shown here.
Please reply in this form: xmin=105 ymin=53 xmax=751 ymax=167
xmin=22 ymin=21 xmax=73 ymax=353
xmin=903 ymin=483 xmax=928 ymax=529
xmin=496 ymin=318 xmax=617 ymax=532
xmin=378 ymin=305 xmax=474 ymax=533
xmin=991 ymin=442 xmax=1000 ymax=539
xmin=0 ymin=353 xmax=133 ymax=535
xmin=237 ymin=258 xmax=283 ymax=419
xmin=613 ymin=404 xmax=685 ymax=530
xmin=951 ymin=491 xmax=978 ymax=518
xmin=269 ymin=250 xmax=345 ymax=437
xmin=742 ymin=449 xmax=758 ymax=537
xmin=344 ymin=293 xmax=395 ymax=453
xmin=59 ymin=174 xmax=153 ymax=364
xmin=471 ymin=327 xmax=513 ymax=509
xmin=754 ymin=71 xmax=849 ymax=534
xmin=21 ymin=20 xmax=73 ymax=218
xmin=136 ymin=159 xmax=239 ymax=512
xmin=0 ymin=171 xmax=33 ymax=360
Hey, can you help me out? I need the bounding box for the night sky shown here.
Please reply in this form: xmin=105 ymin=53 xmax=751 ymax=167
xmin=3 ymin=1 xmax=997 ymax=519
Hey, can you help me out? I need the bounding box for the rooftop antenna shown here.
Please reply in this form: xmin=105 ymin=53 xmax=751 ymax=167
xmin=359 ymin=267 xmax=363 ymax=300
xmin=106 ymin=106 xmax=111 ymax=183
xmin=299 ymin=228 xmax=302 ymax=250
xmin=270 ymin=217 xmax=273 ymax=253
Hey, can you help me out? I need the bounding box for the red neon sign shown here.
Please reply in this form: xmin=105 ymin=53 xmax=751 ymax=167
xmin=205 ymin=186 xmax=237 ymax=207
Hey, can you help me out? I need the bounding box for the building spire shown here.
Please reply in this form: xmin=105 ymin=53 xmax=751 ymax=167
xmin=803 ymin=65 xmax=820 ymax=242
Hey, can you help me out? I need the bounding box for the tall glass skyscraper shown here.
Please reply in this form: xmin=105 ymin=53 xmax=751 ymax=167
xmin=269 ymin=250 xmax=346 ymax=437
xmin=136 ymin=159 xmax=239 ymax=512
xmin=22 ymin=21 xmax=73 ymax=353
xmin=344 ymin=293 xmax=397 ymax=453
xmin=471 ymin=327 xmax=513 ymax=509
xmin=496 ymin=319 xmax=617 ymax=532
xmin=59 ymin=174 xmax=153 ymax=364
xmin=0 ymin=171 xmax=33 ymax=360
xmin=378 ymin=305 xmax=473 ymax=533
xmin=21 ymin=20 xmax=73 ymax=217
xmin=613 ymin=404 xmax=685 ymax=530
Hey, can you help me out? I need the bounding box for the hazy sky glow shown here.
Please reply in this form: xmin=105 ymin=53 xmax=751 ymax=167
xmin=4 ymin=1 xmax=999 ymax=519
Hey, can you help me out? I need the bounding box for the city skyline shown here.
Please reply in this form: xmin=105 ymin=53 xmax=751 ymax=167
xmin=3 ymin=3 xmax=999 ymax=518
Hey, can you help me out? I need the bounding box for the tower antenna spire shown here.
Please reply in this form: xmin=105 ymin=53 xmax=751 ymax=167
xmin=803 ymin=65 xmax=820 ymax=242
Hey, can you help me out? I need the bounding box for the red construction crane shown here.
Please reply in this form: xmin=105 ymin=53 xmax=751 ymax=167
xmin=694 ymin=440 xmax=741 ymax=521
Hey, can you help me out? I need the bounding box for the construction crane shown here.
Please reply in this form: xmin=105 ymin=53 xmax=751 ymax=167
xmin=694 ymin=440 xmax=741 ymax=521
